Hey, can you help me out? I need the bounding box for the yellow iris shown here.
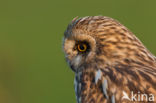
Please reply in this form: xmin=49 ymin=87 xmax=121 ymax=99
xmin=77 ymin=43 xmax=87 ymax=52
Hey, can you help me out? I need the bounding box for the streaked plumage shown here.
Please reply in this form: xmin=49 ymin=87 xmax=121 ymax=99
xmin=63 ymin=16 xmax=156 ymax=103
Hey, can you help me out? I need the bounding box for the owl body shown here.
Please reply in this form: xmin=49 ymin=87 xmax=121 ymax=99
xmin=63 ymin=16 xmax=156 ymax=103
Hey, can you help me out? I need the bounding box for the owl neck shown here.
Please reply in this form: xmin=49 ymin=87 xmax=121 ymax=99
xmin=74 ymin=69 xmax=111 ymax=103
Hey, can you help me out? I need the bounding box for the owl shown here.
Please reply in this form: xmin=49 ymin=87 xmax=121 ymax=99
xmin=63 ymin=16 xmax=156 ymax=103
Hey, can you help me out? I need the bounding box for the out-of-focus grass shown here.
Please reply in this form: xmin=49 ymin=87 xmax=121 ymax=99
xmin=0 ymin=0 xmax=156 ymax=103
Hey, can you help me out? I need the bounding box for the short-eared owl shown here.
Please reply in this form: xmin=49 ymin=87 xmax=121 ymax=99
xmin=63 ymin=16 xmax=156 ymax=103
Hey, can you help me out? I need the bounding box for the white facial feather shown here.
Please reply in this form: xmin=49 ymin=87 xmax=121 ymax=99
xmin=71 ymin=55 xmax=82 ymax=68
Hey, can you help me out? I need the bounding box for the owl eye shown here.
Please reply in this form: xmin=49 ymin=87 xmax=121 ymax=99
xmin=77 ymin=43 xmax=87 ymax=52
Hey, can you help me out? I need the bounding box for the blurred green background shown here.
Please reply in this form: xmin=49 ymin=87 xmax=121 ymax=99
xmin=0 ymin=0 xmax=156 ymax=103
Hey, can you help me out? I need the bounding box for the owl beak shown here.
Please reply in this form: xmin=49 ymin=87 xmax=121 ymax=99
xmin=69 ymin=55 xmax=83 ymax=72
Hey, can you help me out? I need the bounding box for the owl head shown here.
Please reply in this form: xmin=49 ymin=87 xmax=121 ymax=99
xmin=63 ymin=17 xmax=99 ymax=72
xmin=63 ymin=16 xmax=155 ymax=73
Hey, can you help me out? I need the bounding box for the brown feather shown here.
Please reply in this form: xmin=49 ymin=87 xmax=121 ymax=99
xmin=63 ymin=16 xmax=156 ymax=103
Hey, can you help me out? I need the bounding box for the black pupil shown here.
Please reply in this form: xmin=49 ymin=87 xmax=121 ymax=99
xmin=80 ymin=44 xmax=85 ymax=50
